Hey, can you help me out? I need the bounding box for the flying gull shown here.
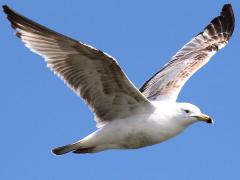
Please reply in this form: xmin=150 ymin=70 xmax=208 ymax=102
xmin=3 ymin=4 xmax=234 ymax=155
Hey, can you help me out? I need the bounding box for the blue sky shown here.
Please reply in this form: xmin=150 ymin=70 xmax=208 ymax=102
xmin=1 ymin=0 xmax=240 ymax=179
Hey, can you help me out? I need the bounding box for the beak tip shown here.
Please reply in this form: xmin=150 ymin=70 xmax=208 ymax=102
xmin=192 ymin=114 xmax=214 ymax=124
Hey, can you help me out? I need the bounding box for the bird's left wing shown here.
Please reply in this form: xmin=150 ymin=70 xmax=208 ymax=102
xmin=3 ymin=5 xmax=154 ymax=128
xmin=140 ymin=4 xmax=234 ymax=101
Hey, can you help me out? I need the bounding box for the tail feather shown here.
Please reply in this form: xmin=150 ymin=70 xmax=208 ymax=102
xmin=72 ymin=147 xmax=95 ymax=154
xmin=52 ymin=143 xmax=80 ymax=155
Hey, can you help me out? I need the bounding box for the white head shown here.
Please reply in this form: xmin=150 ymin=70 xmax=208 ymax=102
xmin=174 ymin=102 xmax=213 ymax=126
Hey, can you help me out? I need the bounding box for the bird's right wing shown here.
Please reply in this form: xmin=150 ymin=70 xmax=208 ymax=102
xmin=140 ymin=4 xmax=234 ymax=101
xmin=3 ymin=5 xmax=154 ymax=128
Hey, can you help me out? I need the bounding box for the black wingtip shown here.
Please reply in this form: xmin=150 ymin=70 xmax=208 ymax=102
xmin=222 ymin=4 xmax=232 ymax=11
xmin=202 ymin=3 xmax=235 ymax=39
xmin=2 ymin=4 xmax=8 ymax=9
xmin=2 ymin=5 xmax=23 ymax=20
xmin=221 ymin=4 xmax=234 ymax=21
xmin=2 ymin=5 xmax=22 ymax=32
xmin=221 ymin=4 xmax=235 ymax=37
xmin=2 ymin=5 xmax=11 ymax=14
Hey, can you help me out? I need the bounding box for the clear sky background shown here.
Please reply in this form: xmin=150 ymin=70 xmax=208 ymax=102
xmin=1 ymin=0 xmax=240 ymax=179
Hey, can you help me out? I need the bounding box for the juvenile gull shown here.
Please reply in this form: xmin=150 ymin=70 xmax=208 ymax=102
xmin=3 ymin=4 xmax=234 ymax=155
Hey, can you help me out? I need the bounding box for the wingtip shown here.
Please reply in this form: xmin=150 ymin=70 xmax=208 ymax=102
xmin=2 ymin=4 xmax=11 ymax=13
xmin=2 ymin=5 xmax=17 ymax=20
xmin=203 ymin=3 xmax=235 ymax=39
xmin=222 ymin=4 xmax=232 ymax=10
xmin=2 ymin=4 xmax=8 ymax=9
xmin=221 ymin=3 xmax=235 ymax=37
xmin=221 ymin=3 xmax=234 ymax=17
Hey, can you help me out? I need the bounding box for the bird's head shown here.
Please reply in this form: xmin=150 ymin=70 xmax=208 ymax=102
xmin=175 ymin=102 xmax=213 ymax=125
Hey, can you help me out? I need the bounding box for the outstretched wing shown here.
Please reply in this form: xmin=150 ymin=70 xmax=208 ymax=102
xmin=140 ymin=4 xmax=234 ymax=101
xmin=3 ymin=5 xmax=154 ymax=127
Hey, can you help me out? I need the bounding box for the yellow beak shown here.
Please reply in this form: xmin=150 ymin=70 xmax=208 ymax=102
xmin=192 ymin=114 xmax=213 ymax=124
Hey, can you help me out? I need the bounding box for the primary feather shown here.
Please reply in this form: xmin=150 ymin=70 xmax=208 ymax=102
xmin=140 ymin=4 xmax=234 ymax=101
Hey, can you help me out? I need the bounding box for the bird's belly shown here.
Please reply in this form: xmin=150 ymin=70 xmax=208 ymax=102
xmin=120 ymin=125 xmax=181 ymax=149
xmin=100 ymin=117 xmax=184 ymax=149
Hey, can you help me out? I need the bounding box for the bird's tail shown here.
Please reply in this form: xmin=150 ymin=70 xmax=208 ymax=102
xmin=52 ymin=141 xmax=96 ymax=155
xmin=52 ymin=131 xmax=101 ymax=155
xmin=52 ymin=142 xmax=79 ymax=155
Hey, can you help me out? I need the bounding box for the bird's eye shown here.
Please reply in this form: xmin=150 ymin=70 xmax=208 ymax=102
xmin=184 ymin=109 xmax=190 ymax=113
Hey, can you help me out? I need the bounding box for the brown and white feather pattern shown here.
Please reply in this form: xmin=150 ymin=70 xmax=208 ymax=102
xmin=3 ymin=5 xmax=154 ymax=127
xmin=140 ymin=4 xmax=234 ymax=101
